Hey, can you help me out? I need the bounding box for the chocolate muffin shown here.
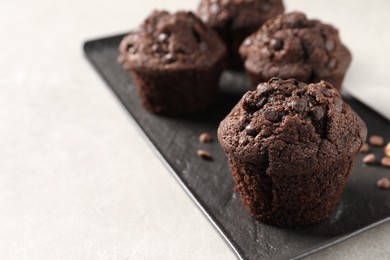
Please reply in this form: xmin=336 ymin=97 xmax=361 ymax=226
xmin=239 ymin=12 xmax=352 ymax=90
xmin=118 ymin=11 xmax=226 ymax=116
xmin=218 ymin=78 xmax=367 ymax=227
xmin=197 ymin=0 xmax=284 ymax=70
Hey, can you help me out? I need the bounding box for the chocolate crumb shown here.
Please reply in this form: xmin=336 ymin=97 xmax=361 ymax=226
xmin=362 ymin=153 xmax=376 ymax=165
xmin=197 ymin=149 xmax=212 ymax=160
xmin=369 ymin=135 xmax=384 ymax=146
xmin=381 ymin=157 xmax=390 ymax=168
xmin=384 ymin=143 xmax=390 ymax=157
xmin=199 ymin=132 xmax=213 ymax=143
xmin=377 ymin=177 xmax=390 ymax=190
xmin=359 ymin=143 xmax=370 ymax=153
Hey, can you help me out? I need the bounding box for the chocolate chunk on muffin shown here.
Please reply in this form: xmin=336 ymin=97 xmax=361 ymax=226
xmin=119 ymin=10 xmax=226 ymax=115
xmin=218 ymin=78 xmax=367 ymax=227
xmin=197 ymin=0 xmax=284 ymax=70
xmin=239 ymin=12 xmax=352 ymax=90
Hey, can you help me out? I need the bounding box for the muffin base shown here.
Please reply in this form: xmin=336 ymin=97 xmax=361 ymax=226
xmin=227 ymin=155 xmax=355 ymax=227
xmin=129 ymin=63 xmax=224 ymax=116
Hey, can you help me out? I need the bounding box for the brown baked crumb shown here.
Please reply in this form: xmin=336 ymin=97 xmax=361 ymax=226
xmin=197 ymin=149 xmax=212 ymax=160
xmin=117 ymin=55 xmax=125 ymax=64
xmin=384 ymin=143 xmax=390 ymax=157
xmin=362 ymin=154 xmax=376 ymax=165
xmin=381 ymin=157 xmax=390 ymax=168
xmin=199 ymin=132 xmax=213 ymax=143
xmin=369 ymin=135 xmax=384 ymax=146
xmin=377 ymin=177 xmax=390 ymax=190
xmin=359 ymin=143 xmax=370 ymax=153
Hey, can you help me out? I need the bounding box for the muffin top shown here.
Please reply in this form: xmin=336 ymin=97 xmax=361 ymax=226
xmin=119 ymin=10 xmax=226 ymax=70
xmin=197 ymin=0 xmax=285 ymax=31
xmin=239 ymin=12 xmax=352 ymax=88
xmin=218 ymin=78 xmax=366 ymax=164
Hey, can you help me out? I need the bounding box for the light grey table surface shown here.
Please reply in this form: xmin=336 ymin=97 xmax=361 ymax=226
xmin=1 ymin=0 xmax=389 ymax=259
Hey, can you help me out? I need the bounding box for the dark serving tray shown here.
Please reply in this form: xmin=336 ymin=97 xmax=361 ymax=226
xmin=84 ymin=34 xmax=390 ymax=260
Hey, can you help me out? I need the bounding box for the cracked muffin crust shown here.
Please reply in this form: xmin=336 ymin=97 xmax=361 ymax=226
xmin=239 ymin=12 xmax=352 ymax=90
xmin=118 ymin=10 xmax=226 ymax=115
xmin=197 ymin=0 xmax=284 ymax=70
xmin=218 ymin=78 xmax=367 ymax=227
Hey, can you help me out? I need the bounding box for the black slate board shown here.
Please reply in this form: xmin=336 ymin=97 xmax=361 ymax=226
xmin=84 ymin=34 xmax=390 ymax=260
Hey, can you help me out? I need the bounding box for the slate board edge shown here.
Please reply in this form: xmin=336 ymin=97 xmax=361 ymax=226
xmin=83 ymin=37 xmax=390 ymax=260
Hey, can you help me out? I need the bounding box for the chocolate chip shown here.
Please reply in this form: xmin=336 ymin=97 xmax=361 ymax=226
xmin=288 ymin=78 xmax=299 ymax=86
xmin=199 ymin=132 xmax=212 ymax=143
xmin=377 ymin=177 xmax=390 ymax=190
xmin=384 ymin=143 xmax=390 ymax=157
xmin=298 ymin=82 xmax=306 ymax=88
xmin=321 ymin=88 xmax=331 ymax=97
xmin=369 ymin=135 xmax=384 ymax=146
xmin=270 ymin=38 xmax=283 ymax=51
xmin=129 ymin=34 xmax=140 ymax=42
xmin=199 ymin=42 xmax=208 ymax=52
xmin=257 ymin=84 xmax=273 ymax=96
xmin=210 ymin=3 xmax=220 ymax=13
xmin=255 ymin=33 xmax=270 ymax=43
xmin=264 ymin=108 xmax=279 ymax=122
xmin=178 ymin=47 xmax=192 ymax=54
xmin=260 ymin=47 xmax=271 ymax=57
xmin=256 ymin=98 xmax=267 ymax=109
xmin=122 ymin=62 xmax=131 ymax=70
xmin=243 ymin=38 xmax=252 ymax=47
xmin=127 ymin=46 xmax=136 ymax=54
xmin=163 ymin=53 xmax=176 ymax=63
xmin=359 ymin=143 xmax=370 ymax=153
xmin=157 ymin=33 xmax=168 ymax=42
xmin=363 ymin=153 xmax=376 ymax=165
xmin=260 ymin=2 xmax=271 ymax=12
xmin=325 ymin=39 xmax=335 ymax=51
xmin=239 ymin=118 xmax=250 ymax=131
xmin=381 ymin=157 xmax=390 ymax=168
xmin=245 ymin=124 xmax=258 ymax=137
xmin=311 ymin=106 xmax=325 ymax=120
xmin=200 ymin=14 xmax=209 ymax=23
xmin=268 ymin=77 xmax=282 ymax=84
xmin=291 ymin=98 xmax=307 ymax=112
xmin=197 ymin=149 xmax=212 ymax=160
xmin=151 ymin=44 xmax=164 ymax=55
xmin=327 ymin=58 xmax=337 ymax=70
xmin=334 ymin=98 xmax=343 ymax=112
